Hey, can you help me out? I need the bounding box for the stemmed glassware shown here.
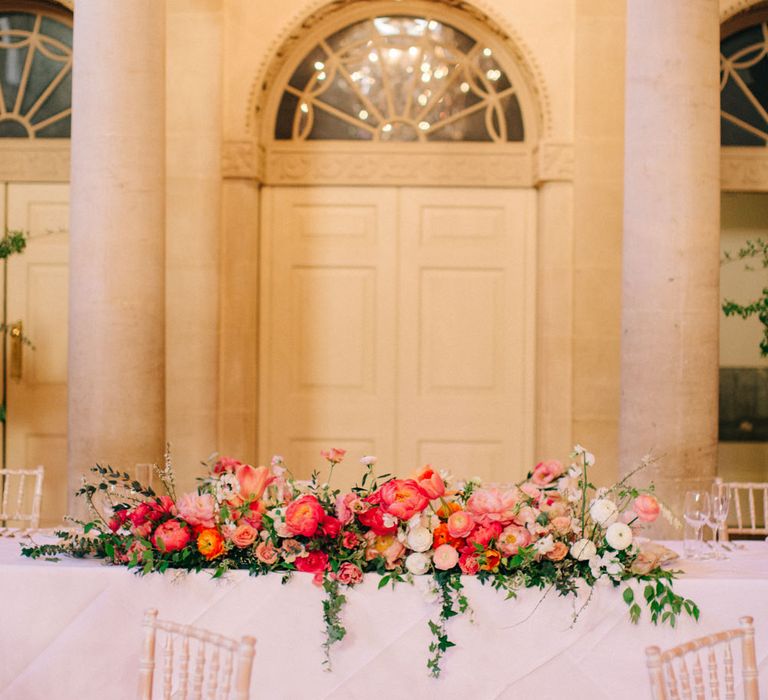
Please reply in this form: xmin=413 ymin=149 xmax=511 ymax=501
xmin=683 ymin=491 xmax=710 ymax=559
xmin=709 ymin=481 xmax=731 ymax=559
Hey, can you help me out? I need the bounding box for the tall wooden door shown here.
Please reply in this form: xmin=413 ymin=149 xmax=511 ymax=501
xmin=4 ymin=183 xmax=69 ymax=527
xmin=260 ymin=186 xmax=534 ymax=487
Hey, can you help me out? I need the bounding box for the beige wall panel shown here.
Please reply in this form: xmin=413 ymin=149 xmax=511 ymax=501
xmin=25 ymin=434 xmax=66 ymax=528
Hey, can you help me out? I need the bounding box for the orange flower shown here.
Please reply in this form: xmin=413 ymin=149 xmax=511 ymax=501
xmin=480 ymin=548 xmax=501 ymax=571
xmin=436 ymin=501 xmax=461 ymax=520
xmin=197 ymin=528 xmax=225 ymax=560
xmin=432 ymin=523 xmax=464 ymax=550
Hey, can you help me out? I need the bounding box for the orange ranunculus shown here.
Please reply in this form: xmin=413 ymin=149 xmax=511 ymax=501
xmin=432 ymin=523 xmax=464 ymax=550
xmin=436 ymin=501 xmax=461 ymax=520
xmin=197 ymin=528 xmax=225 ymax=560
xmin=480 ymin=548 xmax=501 ymax=571
xmin=236 ymin=464 xmax=275 ymax=502
xmin=413 ymin=465 xmax=445 ymax=500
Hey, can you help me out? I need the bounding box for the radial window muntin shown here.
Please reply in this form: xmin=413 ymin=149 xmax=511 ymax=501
xmin=0 ymin=4 xmax=72 ymax=138
xmin=720 ymin=19 xmax=768 ymax=146
xmin=274 ymin=13 xmax=525 ymax=144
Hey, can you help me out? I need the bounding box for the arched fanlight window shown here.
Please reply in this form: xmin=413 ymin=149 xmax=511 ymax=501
xmin=721 ymin=12 xmax=768 ymax=146
xmin=275 ymin=14 xmax=524 ymax=143
xmin=0 ymin=3 xmax=72 ymax=138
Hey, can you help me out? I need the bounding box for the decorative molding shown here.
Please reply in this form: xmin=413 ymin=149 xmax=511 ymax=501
xmin=222 ymin=140 xmax=259 ymax=180
xmin=721 ymin=147 xmax=768 ymax=191
xmin=264 ymin=145 xmax=534 ymax=187
xmin=721 ymin=0 xmax=765 ymax=23
xmin=0 ymin=140 xmax=69 ymax=182
xmin=534 ymin=142 xmax=574 ymax=184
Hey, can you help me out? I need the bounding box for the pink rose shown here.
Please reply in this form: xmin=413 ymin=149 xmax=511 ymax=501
xmin=550 ymin=516 xmax=572 ymax=534
xmin=447 ymin=511 xmax=475 ymax=539
xmin=320 ymin=447 xmax=346 ymax=463
xmin=531 ymin=459 xmax=564 ymax=486
xmin=341 ymin=531 xmax=359 ymax=549
xmin=255 ymin=541 xmax=278 ymax=565
xmin=433 ymin=544 xmax=460 ymax=570
xmin=458 ymin=550 xmax=480 ymax=575
xmin=466 ymin=489 xmax=518 ymax=525
xmin=321 ymin=515 xmax=342 ymax=538
xmin=497 ymin=525 xmax=531 ymax=555
xmin=295 ymin=550 xmax=329 ymax=574
xmin=285 ymin=494 xmax=325 ymax=537
xmin=236 ymin=464 xmax=275 ymax=501
xmin=466 ymin=521 xmax=503 ymax=548
xmin=333 ymin=562 xmax=363 ymax=585
xmin=379 ymin=479 xmax=429 ymax=521
xmin=413 ymin=466 xmax=445 ymax=500
xmin=151 ymin=519 xmax=191 ymax=553
xmin=633 ymin=495 xmax=661 ymax=523
xmin=177 ymin=492 xmax=216 ymax=529
xmin=312 ymin=572 xmax=325 ymax=587
xmin=545 ymin=541 xmax=569 ymax=561
xmin=230 ymin=522 xmax=258 ymax=548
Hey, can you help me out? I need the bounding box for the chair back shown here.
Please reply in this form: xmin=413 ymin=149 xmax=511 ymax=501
xmin=716 ymin=478 xmax=768 ymax=539
xmin=645 ymin=616 xmax=760 ymax=700
xmin=0 ymin=466 xmax=44 ymax=529
xmin=137 ymin=608 xmax=256 ymax=700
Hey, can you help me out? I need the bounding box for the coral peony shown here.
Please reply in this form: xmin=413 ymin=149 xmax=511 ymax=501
xmin=466 ymin=489 xmax=517 ymax=525
xmin=285 ymin=494 xmax=325 ymax=537
xmin=379 ymin=479 xmax=429 ymax=521
xmin=197 ymin=528 xmax=225 ymax=560
xmin=413 ymin=465 xmax=445 ymax=499
xmin=497 ymin=525 xmax=531 ymax=556
xmin=151 ymin=519 xmax=191 ymax=553
xmin=531 ymin=459 xmax=564 ymax=486
xmin=177 ymin=492 xmax=216 ymax=529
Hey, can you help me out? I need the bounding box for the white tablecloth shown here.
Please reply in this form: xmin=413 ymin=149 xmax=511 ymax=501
xmin=1 ymin=537 xmax=767 ymax=700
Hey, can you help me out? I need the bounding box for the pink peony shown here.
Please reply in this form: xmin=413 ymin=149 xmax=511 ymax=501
xmin=433 ymin=544 xmax=460 ymax=570
xmin=230 ymin=522 xmax=258 ymax=548
xmin=459 ymin=550 xmax=480 ymax=575
xmin=633 ymin=494 xmax=661 ymax=523
xmin=413 ymin=466 xmax=445 ymax=500
xmin=447 ymin=511 xmax=475 ymax=539
xmin=466 ymin=489 xmax=518 ymax=525
xmin=236 ymin=464 xmax=275 ymax=502
xmin=531 ymin=459 xmax=564 ymax=486
xmin=320 ymin=447 xmax=347 ymax=463
xmin=497 ymin=525 xmax=531 ymax=556
xmin=177 ymin=492 xmax=216 ymax=529
xmin=333 ymin=562 xmax=363 ymax=585
xmin=379 ymin=479 xmax=429 ymax=521
xmin=285 ymin=494 xmax=325 ymax=537
xmin=255 ymin=541 xmax=278 ymax=565
xmin=466 ymin=521 xmax=503 ymax=548
xmin=151 ymin=519 xmax=191 ymax=553
xmin=295 ymin=550 xmax=329 ymax=574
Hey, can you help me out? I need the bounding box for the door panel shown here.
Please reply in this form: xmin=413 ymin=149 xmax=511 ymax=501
xmin=6 ymin=183 xmax=69 ymax=527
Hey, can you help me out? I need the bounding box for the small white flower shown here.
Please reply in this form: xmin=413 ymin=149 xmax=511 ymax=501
xmin=360 ymin=455 xmax=377 ymax=466
xmin=438 ymin=469 xmax=452 ymax=485
xmin=215 ymin=472 xmax=240 ymax=502
xmin=406 ymin=526 xmax=433 ymax=553
xmin=584 ymin=452 xmax=595 ymax=467
xmin=573 ymin=444 xmax=585 ymax=456
xmin=589 ymin=552 xmax=623 ymax=579
xmin=570 ymin=538 xmax=597 ymax=561
xmin=405 ymin=551 xmax=431 ymax=575
xmin=271 ymin=455 xmax=284 ymax=468
xmin=589 ymin=498 xmax=619 ymax=527
xmin=533 ymin=534 xmax=555 ymax=555
xmin=382 ymin=512 xmax=399 ymax=528
xmin=605 ymin=522 xmax=633 ymax=551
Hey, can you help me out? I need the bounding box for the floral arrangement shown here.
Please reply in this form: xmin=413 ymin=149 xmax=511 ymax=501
xmin=22 ymin=445 xmax=699 ymax=677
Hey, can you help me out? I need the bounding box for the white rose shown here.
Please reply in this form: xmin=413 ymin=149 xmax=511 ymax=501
xmin=405 ymin=552 xmax=431 ymax=575
xmin=589 ymin=498 xmax=619 ymax=527
xmin=570 ymin=538 xmax=597 ymax=561
xmin=605 ymin=522 xmax=633 ymax=550
xmin=406 ymin=526 xmax=433 ymax=553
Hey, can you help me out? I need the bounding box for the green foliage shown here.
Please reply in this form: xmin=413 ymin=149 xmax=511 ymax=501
xmin=427 ymin=571 xmax=470 ymax=678
xmin=321 ymin=577 xmax=347 ymax=670
xmin=0 ymin=230 xmax=26 ymax=259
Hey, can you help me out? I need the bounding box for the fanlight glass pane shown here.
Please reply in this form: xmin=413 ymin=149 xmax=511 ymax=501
xmin=276 ymin=15 xmax=524 ymax=143
xmin=721 ymin=22 xmax=768 ymax=146
xmin=0 ymin=9 xmax=72 ymax=138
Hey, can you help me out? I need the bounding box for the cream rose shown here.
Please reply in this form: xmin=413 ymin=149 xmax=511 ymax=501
xmin=406 ymin=525 xmax=433 ymax=553
xmin=405 ymin=551 xmax=431 ymax=575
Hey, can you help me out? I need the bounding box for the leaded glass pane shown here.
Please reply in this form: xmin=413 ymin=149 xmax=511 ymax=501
xmin=721 ymin=22 xmax=768 ymax=146
xmin=276 ymin=14 xmax=524 ymax=143
xmin=0 ymin=8 xmax=72 ymax=139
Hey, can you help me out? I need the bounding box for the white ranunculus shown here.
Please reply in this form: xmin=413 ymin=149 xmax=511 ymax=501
xmin=589 ymin=498 xmax=619 ymax=527
xmin=405 ymin=552 xmax=431 ymax=575
xmin=605 ymin=522 xmax=633 ymax=551
xmin=406 ymin=525 xmax=433 ymax=553
xmin=570 ymin=538 xmax=597 ymax=561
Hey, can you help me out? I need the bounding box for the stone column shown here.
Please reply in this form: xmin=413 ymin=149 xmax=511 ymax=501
xmin=68 ymin=0 xmax=165 ymax=510
xmin=620 ymin=0 xmax=721 ymax=530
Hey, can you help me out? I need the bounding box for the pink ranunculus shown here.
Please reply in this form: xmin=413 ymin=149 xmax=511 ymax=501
xmin=151 ymin=519 xmax=191 ymax=553
xmin=320 ymin=447 xmax=346 ymax=464
xmin=633 ymin=494 xmax=661 ymax=523
xmin=497 ymin=525 xmax=531 ymax=556
xmin=255 ymin=541 xmax=278 ymax=565
xmin=230 ymin=522 xmax=258 ymax=548
xmin=531 ymin=459 xmax=565 ymax=486
xmin=459 ymin=550 xmax=480 ymax=575
xmin=213 ymin=457 xmax=244 ymax=474
xmin=295 ymin=550 xmax=329 ymax=574
xmin=447 ymin=511 xmax=475 ymax=539
xmin=333 ymin=562 xmax=363 ymax=585
xmin=379 ymin=479 xmax=429 ymax=521
xmin=466 ymin=521 xmax=503 ymax=549
xmin=413 ymin=465 xmax=445 ymax=500
xmin=177 ymin=492 xmax=216 ymax=529
xmin=433 ymin=544 xmax=460 ymax=570
xmin=321 ymin=515 xmax=342 ymax=539
xmin=285 ymin=494 xmax=325 ymax=537
xmin=466 ymin=489 xmax=518 ymax=525
xmin=236 ymin=464 xmax=275 ymax=502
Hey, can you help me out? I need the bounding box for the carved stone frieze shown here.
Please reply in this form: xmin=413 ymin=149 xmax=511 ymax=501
xmin=222 ymin=140 xmax=259 ymax=180
xmin=0 ymin=141 xmax=70 ymax=182
xmin=721 ymin=148 xmax=768 ymax=191
xmin=534 ymin=142 xmax=574 ymax=183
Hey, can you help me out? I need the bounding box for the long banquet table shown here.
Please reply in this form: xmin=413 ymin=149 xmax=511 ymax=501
xmin=1 ymin=536 xmax=767 ymax=700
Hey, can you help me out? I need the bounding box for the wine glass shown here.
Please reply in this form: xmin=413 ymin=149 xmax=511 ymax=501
xmin=710 ymin=482 xmax=731 ymax=558
xmin=683 ymin=491 xmax=710 ymax=559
